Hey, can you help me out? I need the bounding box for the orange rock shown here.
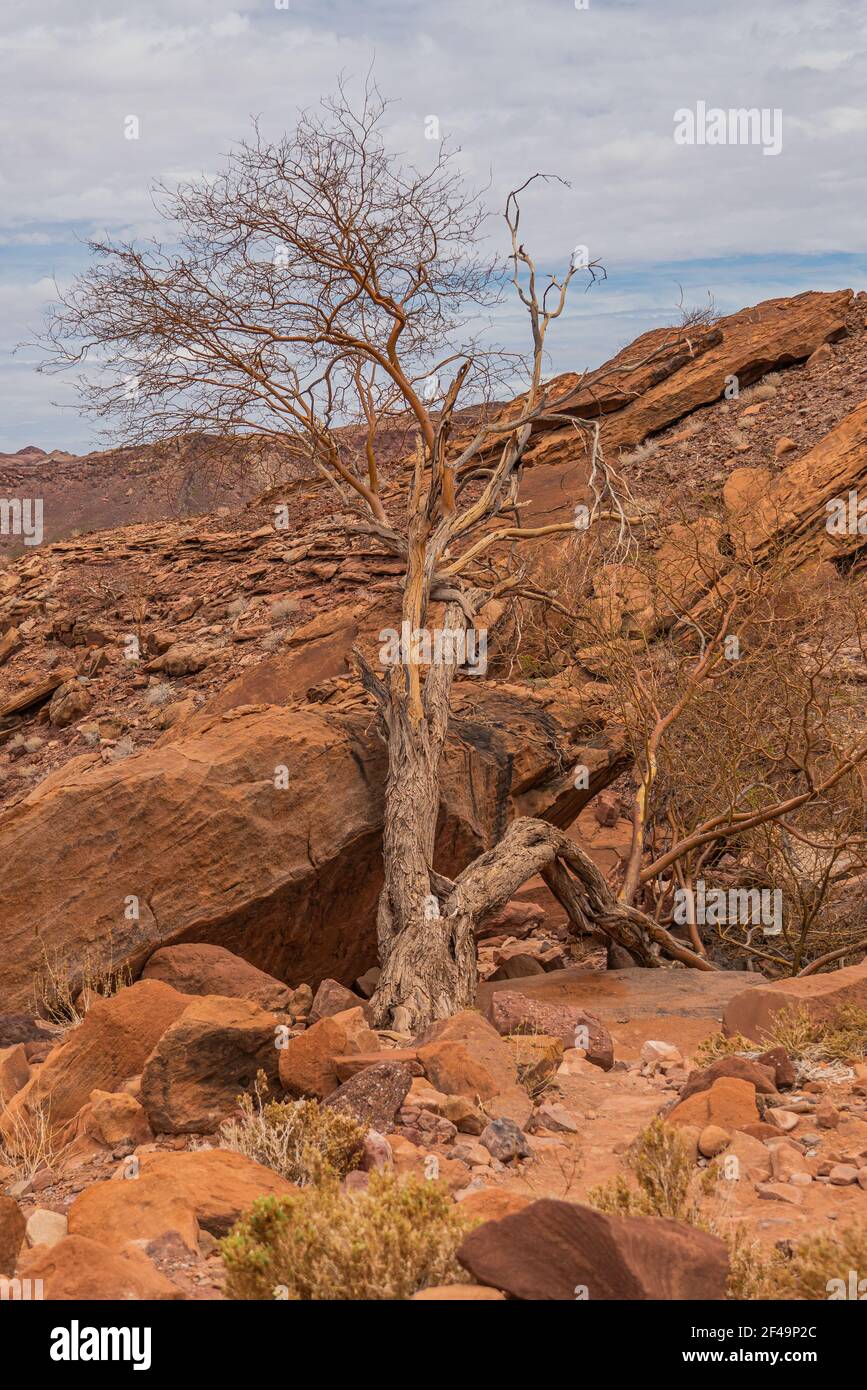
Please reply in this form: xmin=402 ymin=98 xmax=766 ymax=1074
xmin=141 ymin=942 xmax=295 ymax=1012
xmin=417 ymin=1041 xmax=500 ymax=1101
xmin=457 ymin=1198 xmax=729 ymax=1300
xmin=506 ymin=1034 xmax=564 ymax=1089
xmin=140 ymin=994 xmax=282 ymax=1133
xmin=67 ymin=1174 xmax=200 ymax=1253
xmin=483 ymin=1085 xmax=533 ymax=1130
xmin=724 ymin=962 xmax=867 ymax=1043
xmin=0 ymin=981 xmax=190 ymax=1146
xmin=0 ymin=691 xmax=598 ymax=1012
xmin=131 ymin=1148 xmax=296 ymax=1234
xmin=18 ymin=1234 xmax=183 ymax=1300
xmin=774 ymin=436 xmax=798 ymax=458
xmin=278 ymin=1007 xmax=378 ymax=1099
xmin=457 ymin=1188 xmax=533 ymax=1224
xmin=667 ymin=1076 xmax=759 ymax=1132
xmin=0 ymin=1043 xmax=30 ymax=1105
xmin=334 ymin=1049 xmax=421 ymax=1081
xmin=81 ymin=1090 xmax=153 ymax=1147
xmin=414 ymin=1011 xmax=518 ymax=1092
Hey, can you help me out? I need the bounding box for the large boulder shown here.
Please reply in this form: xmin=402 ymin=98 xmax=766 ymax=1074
xmin=679 ymin=1055 xmax=778 ymax=1103
xmin=416 ymin=1042 xmax=502 ymax=1101
xmin=139 ymin=995 xmax=282 ymax=1134
xmin=414 ymin=1011 xmax=518 ymax=1094
xmin=0 ymin=981 xmax=190 ymax=1145
xmin=457 ymin=1198 xmax=729 ymax=1299
xmin=723 ymin=962 xmax=867 ymax=1044
xmin=519 ymin=289 xmax=853 ymax=528
xmin=483 ymin=992 xmax=613 ymax=1071
xmin=0 ymin=690 xmax=623 ymax=1010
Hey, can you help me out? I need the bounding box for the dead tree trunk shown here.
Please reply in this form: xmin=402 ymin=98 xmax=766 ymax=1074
xmin=370 ymin=791 xmax=717 ymax=1032
xmin=367 ymin=589 xmax=479 ymax=1032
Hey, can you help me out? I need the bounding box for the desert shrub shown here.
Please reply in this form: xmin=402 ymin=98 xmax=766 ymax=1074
xmin=0 ymin=1101 xmax=55 ymax=1184
xmin=693 ymin=1031 xmax=755 ymax=1065
xmin=619 ymin=439 xmax=660 ymax=467
xmin=219 ymin=1075 xmax=365 ymax=1185
xmin=220 ymin=1172 xmax=471 ymax=1300
xmin=34 ymin=937 xmax=131 ymax=1026
xmin=589 ymin=1117 xmax=773 ymax=1299
xmin=768 ymin=1224 xmax=867 ymax=1300
xmin=589 ymin=1116 xmax=694 ymax=1221
xmin=739 ymin=379 xmax=778 ymax=403
xmin=764 ymin=1003 xmax=867 ymax=1063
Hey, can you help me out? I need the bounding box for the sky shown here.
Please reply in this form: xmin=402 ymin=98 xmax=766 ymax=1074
xmin=1 ymin=0 xmax=866 ymax=453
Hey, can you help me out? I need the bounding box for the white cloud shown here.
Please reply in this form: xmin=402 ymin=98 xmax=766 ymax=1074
xmin=1 ymin=0 xmax=866 ymax=448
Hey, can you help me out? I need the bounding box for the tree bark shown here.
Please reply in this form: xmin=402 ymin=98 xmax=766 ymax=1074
xmin=371 ymin=798 xmax=718 ymax=1032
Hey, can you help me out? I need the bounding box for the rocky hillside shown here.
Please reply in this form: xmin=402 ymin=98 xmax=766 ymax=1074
xmin=2 ymin=288 xmax=866 ymax=1303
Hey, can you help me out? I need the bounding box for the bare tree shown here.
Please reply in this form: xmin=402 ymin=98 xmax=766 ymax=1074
xmin=516 ymin=517 xmax=867 ymax=975
xmin=39 ymin=81 xmax=714 ymax=1030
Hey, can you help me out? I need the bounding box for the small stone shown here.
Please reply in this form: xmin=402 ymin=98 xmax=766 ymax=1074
xmin=26 ymin=1208 xmax=69 ymax=1248
xmin=360 ymin=1130 xmax=393 ymax=1173
xmin=816 ymin=1101 xmax=840 ymax=1129
xmin=829 ymin=1164 xmax=859 ymax=1186
xmin=640 ymin=1040 xmax=683 ymax=1068
xmin=452 ymin=1139 xmax=491 ymax=1167
xmin=769 ymin=1142 xmax=810 ymax=1182
xmin=698 ymin=1125 xmax=730 ymax=1158
xmin=766 ymin=1108 xmax=799 ymax=1132
xmin=479 ymin=1117 xmax=531 ymax=1163
xmin=534 ymin=1102 xmax=581 ymax=1134
xmin=755 ymin=1182 xmax=803 ymax=1206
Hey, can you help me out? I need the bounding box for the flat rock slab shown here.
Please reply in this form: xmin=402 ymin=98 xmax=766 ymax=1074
xmin=477 ymin=966 xmax=761 ymax=1026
